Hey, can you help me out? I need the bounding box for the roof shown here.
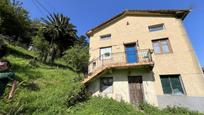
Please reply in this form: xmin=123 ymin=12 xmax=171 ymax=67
xmin=86 ymin=9 xmax=191 ymax=37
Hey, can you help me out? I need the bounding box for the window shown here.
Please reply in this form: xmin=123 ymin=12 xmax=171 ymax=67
xmin=100 ymin=34 xmax=111 ymax=40
xmin=160 ymin=75 xmax=185 ymax=95
xmin=92 ymin=61 xmax=96 ymax=69
xmin=100 ymin=77 xmax=113 ymax=93
xmin=152 ymin=38 xmax=172 ymax=54
xmin=148 ymin=24 xmax=164 ymax=32
xmin=100 ymin=47 xmax=112 ymax=60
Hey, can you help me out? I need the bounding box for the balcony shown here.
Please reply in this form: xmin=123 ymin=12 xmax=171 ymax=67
xmin=83 ymin=49 xmax=154 ymax=84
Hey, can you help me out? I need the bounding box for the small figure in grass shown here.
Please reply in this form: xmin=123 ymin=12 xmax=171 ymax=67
xmin=0 ymin=59 xmax=17 ymax=99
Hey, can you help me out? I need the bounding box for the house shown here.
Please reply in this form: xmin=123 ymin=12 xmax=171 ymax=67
xmin=83 ymin=9 xmax=204 ymax=112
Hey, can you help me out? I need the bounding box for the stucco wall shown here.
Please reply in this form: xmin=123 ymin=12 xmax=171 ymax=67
xmin=157 ymin=95 xmax=204 ymax=112
xmin=88 ymin=69 xmax=158 ymax=105
xmin=89 ymin=15 xmax=204 ymax=97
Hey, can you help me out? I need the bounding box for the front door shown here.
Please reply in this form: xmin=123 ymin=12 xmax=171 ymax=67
xmin=125 ymin=44 xmax=137 ymax=63
xmin=128 ymin=76 xmax=143 ymax=105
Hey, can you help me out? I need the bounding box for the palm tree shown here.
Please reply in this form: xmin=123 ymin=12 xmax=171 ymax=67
xmin=42 ymin=13 xmax=77 ymax=63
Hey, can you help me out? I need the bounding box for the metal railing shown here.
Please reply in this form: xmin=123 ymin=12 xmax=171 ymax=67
xmin=88 ymin=49 xmax=153 ymax=74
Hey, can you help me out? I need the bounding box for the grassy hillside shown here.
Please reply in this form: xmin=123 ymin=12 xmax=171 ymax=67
xmin=0 ymin=45 xmax=82 ymax=114
xmin=0 ymin=45 xmax=202 ymax=115
xmin=69 ymin=97 xmax=141 ymax=115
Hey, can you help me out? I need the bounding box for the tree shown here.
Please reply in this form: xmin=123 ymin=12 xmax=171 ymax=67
xmin=41 ymin=13 xmax=78 ymax=63
xmin=63 ymin=44 xmax=89 ymax=75
xmin=75 ymin=35 xmax=89 ymax=47
xmin=0 ymin=0 xmax=31 ymax=44
xmin=32 ymin=27 xmax=49 ymax=63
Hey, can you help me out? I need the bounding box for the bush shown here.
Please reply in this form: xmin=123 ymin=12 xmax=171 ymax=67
xmin=139 ymin=102 xmax=161 ymax=115
xmin=163 ymin=106 xmax=201 ymax=115
xmin=69 ymin=97 xmax=140 ymax=115
xmin=63 ymin=44 xmax=89 ymax=74
xmin=32 ymin=31 xmax=49 ymax=62
xmin=66 ymin=86 xmax=89 ymax=107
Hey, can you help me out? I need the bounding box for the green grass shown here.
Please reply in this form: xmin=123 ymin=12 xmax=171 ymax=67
xmin=138 ymin=102 xmax=202 ymax=115
xmin=69 ymin=97 xmax=202 ymax=115
xmin=0 ymin=45 xmax=82 ymax=114
xmin=0 ymin=44 xmax=202 ymax=115
xmin=69 ymin=96 xmax=141 ymax=115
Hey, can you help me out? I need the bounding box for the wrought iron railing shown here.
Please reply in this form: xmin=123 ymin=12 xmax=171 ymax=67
xmin=88 ymin=49 xmax=153 ymax=74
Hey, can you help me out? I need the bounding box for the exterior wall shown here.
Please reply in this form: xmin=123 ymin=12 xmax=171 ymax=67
xmin=88 ymin=15 xmax=204 ymax=111
xmin=87 ymin=69 xmax=158 ymax=105
xmin=89 ymin=15 xmax=204 ymax=96
xmin=157 ymin=95 xmax=204 ymax=112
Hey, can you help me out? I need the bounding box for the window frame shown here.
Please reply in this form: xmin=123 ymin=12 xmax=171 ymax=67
xmin=100 ymin=34 xmax=111 ymax=40
xmin=152 ymin=38 xmax=173 ymax=54
xmin=100 ymin=46 xmax=112 ymax=60
xmin=160 ymin=75 xmax=186 ymax=95
xmin=100 ymin=77 xmax=113 ymax=93
xmin=92 ymin=61 xmax=96 ymax=69
xmin=148 ymin=23 xmax=165 ymax=32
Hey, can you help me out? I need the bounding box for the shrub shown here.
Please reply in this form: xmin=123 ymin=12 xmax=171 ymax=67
xmin=63 ymin=44 xmax=89 ymax=75
xmin=163 ymin=106 xmax=201 ymax=115
xmin=139 ymin=102 xmax=161 ymax=115
xmin=139 ymin=102 xmax=202 ymax=115
xmin=66 ymin=86 xmax=89 ymax=107
xmin=69 ymin=97 xmax=140 ymax=115
xmin=32 ymin=31 xmax=49 ymax=62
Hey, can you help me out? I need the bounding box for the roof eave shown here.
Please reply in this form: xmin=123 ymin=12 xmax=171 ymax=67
xmin=86 ymin=9 xmax=191 ymax=37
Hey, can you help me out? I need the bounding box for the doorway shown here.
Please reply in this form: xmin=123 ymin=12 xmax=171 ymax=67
xmin=128 ymin=76 xmax=143 ymax=105
xmin=125 ymin=44 xmax=137 ymax=63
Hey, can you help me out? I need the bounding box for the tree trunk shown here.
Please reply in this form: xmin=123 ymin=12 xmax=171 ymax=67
xmin=42 ymin=52 xmax=48 ymax=63
xmin=47 ymin=47 xmax=56 ymax=64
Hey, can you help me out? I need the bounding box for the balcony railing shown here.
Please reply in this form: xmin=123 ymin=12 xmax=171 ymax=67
xmin=88 ymin=49 xmax=153 ymax=74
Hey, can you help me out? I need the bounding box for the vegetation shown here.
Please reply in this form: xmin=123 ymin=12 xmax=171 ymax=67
xmin=0 ymin=1 xmax=203 ymax=114
xmin=0 ymin=0 xmax=32 ymax=44
xmin=0 ymin=37 xmax=7 ymax=58
xmin=138 ymin=102 xmax=202 ymax=115
xmin=63 ymin=44 xmax=89 ymax=75
xmin=0 ymin=0 xmax=88 ymax=64
xmin=0 ymin=44 xmax=83 ymax=114
xmin=0 ymin=40 xmax=201 ymax=115
xmin=69 ymin=97 xmax=202 ymax=115
xmin=41 ymin=13 xmax=78 ymax=63
xmin=69 ymin=97 xmax=139 ymax=115
xmin=32 ymin=28 xmax=50 ymax=63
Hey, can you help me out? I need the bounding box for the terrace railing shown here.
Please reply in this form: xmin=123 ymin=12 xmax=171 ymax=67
xmin=88 ymin=49 xmax=153 ymax=74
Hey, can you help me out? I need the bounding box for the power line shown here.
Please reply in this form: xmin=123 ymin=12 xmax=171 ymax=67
xmin=34 ymin=0 xmax=51 ymax=14
xmin=32 ymin=0 xmax=45 ymax=16
xmin=44 ymin=0 xmax=57 ymax=13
